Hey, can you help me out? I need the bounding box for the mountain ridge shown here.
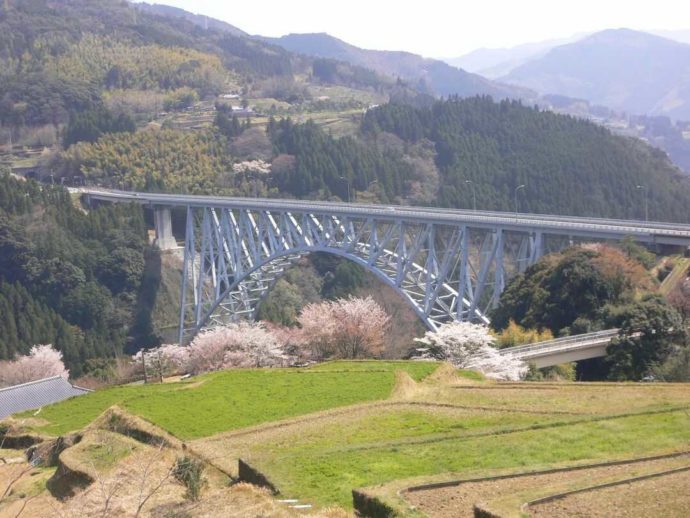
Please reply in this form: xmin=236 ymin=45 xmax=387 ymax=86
xmin=443 ymin=34 xmax=587 ymax=78
xmin=261 ymin=32 xmax=535 ymax=100
xmin=501 ymin=28 xmax=690 ymax=119
xmin=133 ymin=2 xmax=248 ymax=36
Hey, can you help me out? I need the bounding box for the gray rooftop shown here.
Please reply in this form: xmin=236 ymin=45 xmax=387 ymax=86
xmin=0 ymin=376 xmax=91 ymax=419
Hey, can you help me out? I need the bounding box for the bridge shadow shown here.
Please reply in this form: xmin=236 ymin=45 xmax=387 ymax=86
xmin=128 ymin=247 xmax=163 ymax=353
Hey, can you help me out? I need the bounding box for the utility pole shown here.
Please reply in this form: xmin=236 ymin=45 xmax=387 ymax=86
xmin=636 ymin=185 xmax=649 ymax=222
xmin=514 ymin=184 xmax=526 ymax=220
xmin=465 ymin=180 xmax=477 ymax=211
xmin=141 ymin=350 xmax=148 ymax=384
xmin=157 ymin=350 xmax=164 ymax=383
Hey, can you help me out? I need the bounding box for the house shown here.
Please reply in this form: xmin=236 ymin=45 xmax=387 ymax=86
xmin=231 ymin=106 xmax=255 ymax=117
xmin=0 ymin=376 xmax=91 ymax=419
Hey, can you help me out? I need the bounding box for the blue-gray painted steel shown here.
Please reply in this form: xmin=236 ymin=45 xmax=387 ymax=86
xmin=76 ymin=189 xmax=690 ymax=343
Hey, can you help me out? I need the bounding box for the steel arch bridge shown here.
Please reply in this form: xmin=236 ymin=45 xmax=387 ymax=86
xmin=178 ymin=206 xmax=532 ymax=342
xmin=79 ymin=189 xmax=690 ymax=344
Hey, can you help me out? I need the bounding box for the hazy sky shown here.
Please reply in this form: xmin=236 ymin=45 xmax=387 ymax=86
xmin=137 ymin=0 xmax=690 ymax=57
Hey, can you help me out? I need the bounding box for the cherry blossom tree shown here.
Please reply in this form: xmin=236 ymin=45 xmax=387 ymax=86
xmin=0 ymin=345 xmax=69 ymax=387
xmin=187 ymin=322 xmax=290 ymax=373
xmin=134 ymin=322 xmax=293 ymax=378
xmin=298 ymin=296 xmax=391 ymax=359
xmin=412 ymin=322 xmax=527 ymax=381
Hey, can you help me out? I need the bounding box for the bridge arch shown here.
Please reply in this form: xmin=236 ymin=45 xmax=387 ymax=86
xmin=185 ymin=245 xmax=467 ymax=341
xmin=178 ymin=206 xmax=495 ymax=342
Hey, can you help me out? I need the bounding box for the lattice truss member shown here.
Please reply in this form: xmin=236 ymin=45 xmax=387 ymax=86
xmin=178 ymin=206 xmax=550 ymax=342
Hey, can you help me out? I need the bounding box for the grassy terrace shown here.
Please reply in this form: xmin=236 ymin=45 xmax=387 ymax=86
xmin=14 ymin=361 xmax=690 ymax=512
xmin=189 ymin=376 xmax=690 ymax=510
xmin=242 ymin=408 xmax=690 ymax=508
xmin=20 ymin=361 xmax=438 ymax=440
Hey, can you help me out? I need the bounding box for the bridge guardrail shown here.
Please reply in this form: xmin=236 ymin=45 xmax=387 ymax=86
xmin=499 ymin=329 xmax=620 ymax=357
xmin=81 ymin=189 xmax=690 ymax=241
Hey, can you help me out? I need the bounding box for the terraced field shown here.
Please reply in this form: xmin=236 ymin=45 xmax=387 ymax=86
xmin=7 ymin=361 xmax=690 ymax=516
xmin=19 ymin=361 xmax=437 ymax=439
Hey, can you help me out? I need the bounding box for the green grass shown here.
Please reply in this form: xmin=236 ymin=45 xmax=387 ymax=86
xmin=245 ymin=407 xmax=559 ymax=456
xmin=20 ymin=361 xmax=438 ymax=440
xmin=457 ymin=369 xmax=486 ymax=381
xmin=307 ymin=360 xmax=437 ymax=381
xmin=78 ymin=432 xmax=135 ymax=471
xmin=15 ymin=360 xmax=690 ymax=512
xmin=249 ymin=409 xmax=690 ymax=508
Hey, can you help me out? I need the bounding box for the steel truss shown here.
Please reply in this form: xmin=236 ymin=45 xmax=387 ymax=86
xmin=178 ymin=206 xmax=547 ymax=343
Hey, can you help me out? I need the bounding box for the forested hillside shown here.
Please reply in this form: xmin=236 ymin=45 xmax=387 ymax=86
xmin=56 ymin=97 xmax=690 ymax=221
xmin=363 ymin=97 xmax=690 ymax=221
xmin=0 ymin=0 xmax=398 ymax=145
xmin=0 ymin=173 xmax=149 ymax=376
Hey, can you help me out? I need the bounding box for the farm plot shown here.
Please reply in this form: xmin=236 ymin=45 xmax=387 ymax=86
xmin=403 ymin=452 xmax=690 ymax=517
xmin=18 ymin=361 xmax=439 ymax=440
xmin=529 ymin=467 xmax=690 ymax=517
xmin=192 ymin=376 xmax=690 ymax=510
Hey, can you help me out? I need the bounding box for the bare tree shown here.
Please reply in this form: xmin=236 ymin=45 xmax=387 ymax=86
xmin=133 ymin=443 xmax=175 ymax=517
xmin=92 ymin=462 xmax=128 ymax=518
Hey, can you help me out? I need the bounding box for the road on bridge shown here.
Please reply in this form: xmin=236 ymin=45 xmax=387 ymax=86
xmin=78 ymin=188 xmax=690 ymax=246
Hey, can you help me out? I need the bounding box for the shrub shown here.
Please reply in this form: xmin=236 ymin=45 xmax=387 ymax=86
xmin=173 ymin=456 xmax=206 ymax=501
xmin=493 ymin=320 xmax=553 ymax=349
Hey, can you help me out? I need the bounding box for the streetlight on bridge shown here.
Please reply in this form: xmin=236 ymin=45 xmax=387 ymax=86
xmin=465 ymin=180 xmax=477 ymax=211
xmin=636 ymin=185 xmax=649 ymax=222
xmin=514 ymin=184 xmax=526 ymax=220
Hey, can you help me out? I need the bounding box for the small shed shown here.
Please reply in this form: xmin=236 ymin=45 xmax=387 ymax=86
xmin=0 ymin=376 xmax=91 ymax=419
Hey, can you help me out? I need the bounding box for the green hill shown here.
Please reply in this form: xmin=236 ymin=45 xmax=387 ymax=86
xmin=363 ymin=97 xmax=690 ymax=221
xmin=0 ymin=0 xmax=396 ymax=135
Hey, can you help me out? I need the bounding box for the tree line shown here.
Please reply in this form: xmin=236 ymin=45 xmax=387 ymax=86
xmin=491 ymin=244 xmax=687 ymax=380
xmin=0 ymin=173 xmax=148 ymax=377
xmin=363 ymin=97 xmax=690 ymax=222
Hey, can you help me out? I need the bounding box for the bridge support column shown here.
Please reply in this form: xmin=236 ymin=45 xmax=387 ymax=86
xmin=153 ymin=208 xmax=177 ymax=250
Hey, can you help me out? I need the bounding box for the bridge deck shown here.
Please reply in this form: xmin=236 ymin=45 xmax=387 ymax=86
xmin=79 ymin=189 xmax=690 ymax=246
xmin=500 ymin=329 xmax=621 ymax=368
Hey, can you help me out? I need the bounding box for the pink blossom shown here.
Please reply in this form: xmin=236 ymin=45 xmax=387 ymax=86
xmin=413 ymin=322 xmax=527 ymax=381
xmin=0 ymin=345 xmax=69 ymax=387
xmin=298 ymin=296 xmax=391 ymax=359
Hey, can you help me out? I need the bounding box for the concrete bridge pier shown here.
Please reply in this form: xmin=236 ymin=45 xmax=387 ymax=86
xmin=153 ymin=207 xmax=177 ymax=250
